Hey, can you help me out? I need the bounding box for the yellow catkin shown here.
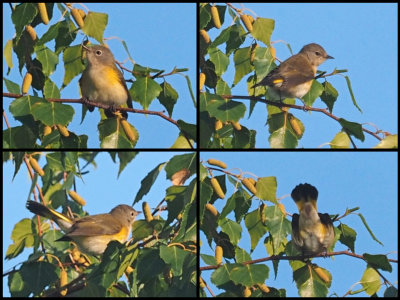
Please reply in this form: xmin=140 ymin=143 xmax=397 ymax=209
xmin=143 ymin=202 xmax=153 ymax=222
xmin=257 ymin=283 xmax=270 ymax=293
xmin=210 ymin=178 xmax=225 ymax=199
xmin=270 ymin=47 xmax=276 ymax=60
xmin=210 ymin=6 xmax=221 ymax=29
xmin=278 ymin=203 xmax=286 ymax=215
xmin=71 ymin=8 xmax=84 ymax=28
xmin=200 ymin=29 xmax=210 ymax=44
xmin=231 ymin=121 xmax=242 ymax=131
xmin=289 ymin=117 xmax=302 ymax=137
xmin=314 ymin=267 xmax=331 ymax=284
xmin=78 ymin=8 xmax=86 ymax=19
xmin=43 ymin=125 xmax=52 ymax=136
xmin=71 ymin=248 xmax=81 ymax=262
xmin=22 ymin=73 xmax=32 ymax=94
xmin=68 ymin=190 xmax=86 ymax=206
xmin=248 ymin=15 xmax=255 ymax=24
xmin=121 ymin=119 xmax=137 ymax=142
xmin=199 ymin=277 xmax=206 ymax=288
xmin=242 ymin=178 xmax=257 ymax=195
xmin=240 ymin=14 xmax=253 ymax=32
xmin=78 ymin=257 xmax=86 ymax=265
xmin=248 ymin=178 xmax=256 ymax=186
xmin=207 ymin=159 xmax=227 ymax=169
xmin=199 ymin=72 xmax=206 ymax=91
xmin=125 ymin=266 xmax=134 ymax=275
xmin=29 ymin=156 xmax=45 ymax=177
xmin=26 ymin=25 xmax=37 ymax=41
xmin=250 ymin=43 xmax=258 ymax=65
xmin=57 ymin=124 xmax=70 ymax=137
xmin=215 ymin=245 xmax=223 ymax=264
xmin=60 ymin=268 xmax=68 ymax=296
xmin=37 ymin=3 xmax=49 ymax=25
xmin=215 ymin=120 xmax=223 ymax=130
xmin=205 ymin=203 xmax=218 ymax=217
xmin=281 ymin=106 xmax=289 ymax=112
xmin=243 ymin=287 xmax=251 ymax=297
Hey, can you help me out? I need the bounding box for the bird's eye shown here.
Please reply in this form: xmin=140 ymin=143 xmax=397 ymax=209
xmin=96 ymin=50 xmax=102 ymax=56
xmin=315 ymin=51 xmax=321 ymax=56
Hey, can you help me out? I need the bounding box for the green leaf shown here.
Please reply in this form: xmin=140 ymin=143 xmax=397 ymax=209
xmin=363 ymin=254 xmax=392 ymax=272
xmin=11 ymin=3 xmax=37 ymax=35
xmin=269 ymin=126 xmax=298 ymax=149
xmin=3 ymin=78 xmax=20 ymax=94
xmin=252 ymin=17 xmax=275 ymax=46
xmin=203 ymin=94 xmax=246 ymax=122
xmin=338 ymin=223 xmax=356 ymax=252
xmin=339 ymin=118 xmax=365 ymax=142
xmin=3 ymin=126 xmax=36 ymax=149
xmin=4 ymin=39 xmax=13 ymax=70
xmin=302 ymin=80 xmax=324 ymax=107
xmin=320 ymin=81 xmax=338 ymax=113
xmin=82 ymin=12 xmax=108 ymax=44
xmin=177 ymin=120 xmax=196 ymax=143
xmin=360 ymin=267 xmax=381 ymax=295
xmin=208 ymin=47 xmax=229 ymax=76
xmin=215 ymin=78 xmax=231 ymax=95
xmin=235 ymin=247 xmax=252 ymax=263
xmin=357 ymin=213 xmax=384 ymax=246
xmin=133 ymin=162 xmax=166 ymax=205
xmin=230 ymin=264 xmax=269 ymax=286
xmin=164 ymin=153 xmax=196 ymax=180
xmin=130 ymin=77 xmax=163 ymax=110
xmin=170 ymin=134 xmax=194 ymax=149
xmin=218 ymin=218 xmax=242 ymax=246
xmin=245 ymin=208 xmax=268 ymax=251
xmin=117 ymin=151 xmax=138 ymax=177
xmin=264 ymin=205 xmax=291 ymax=253
xmin=211 ymin=263 xmax=237 ymax=286
xmin=293 ymin=265 xmax=329 ymax=297
xmin=233 ymin=47 xmax=253 ymax=85
xmin=63 ymin=45 xmax=85 ymax=88
xmin=98 ymin=118 xmax=136 ymax=148
xmin=159 ymin=245 xmax=189 ymax=276
xmin=158 ymin=81 xmax=178 ymax=117
xmin=19 ymin=261 xmax=58 ymax=296
xmin=255 ymin=177 xmax=277 ymax=202
xmin=34 ymin=45 xmax=59 ymax=77
xmin=31 ymin=101 xmax=74 ymax=126
xmin=43 ymin=79 xmax=60 ymax=99
xmin=344 ymin=75 xmax=362 ymax=113
xmin=330 ymin=131 xmax=350 ymax=149
xmin=373 ymin=134 xmax=398 ymax=149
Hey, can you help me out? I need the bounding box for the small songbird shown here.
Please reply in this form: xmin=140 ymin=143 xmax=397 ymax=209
xmin=291 ymin=183 xmax=334 ymax=256
xmin=251 ymin=43 xmax=333 ymax=101
xmin=26 ymin=200 xmax=139 ymax=256
xmin=79 ymin=44 xmax=133 ymax=119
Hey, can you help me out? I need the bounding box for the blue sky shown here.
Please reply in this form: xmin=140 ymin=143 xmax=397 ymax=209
xmin=205 ymin=3 xmax=398 ymax=148
xmin=3 ymin=3 xmax=196 ymax=148
xmin=200 ymin=152 xmax=398 ymax=297
xmin=2 ymin=151 xmax=194 ymax=296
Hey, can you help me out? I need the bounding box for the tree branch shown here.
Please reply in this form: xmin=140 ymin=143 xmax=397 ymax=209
xmin=199 ymin=250 xmax=398 ymax=271
xmin=3 ymin=92 xmax=194 ymax=148
xmin=222 ymin=94 xmax=383 ymax=142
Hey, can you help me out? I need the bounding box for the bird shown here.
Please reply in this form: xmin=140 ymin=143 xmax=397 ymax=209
xmin=291 ymin=183 xmax=334 ymax=256
xmin=251 ymin=43 xmax=333 ymax=102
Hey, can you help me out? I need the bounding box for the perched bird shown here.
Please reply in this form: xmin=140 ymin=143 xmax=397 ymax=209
xmin=79 ymin=44 xmax=133 ymax=119
xmin=291 ymin=183 xmax=334 ymax=256
xmin=251 ymin=43 xmax=333 ymax=101
xmin=26 ymin=200 xmax=139 ymax=256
